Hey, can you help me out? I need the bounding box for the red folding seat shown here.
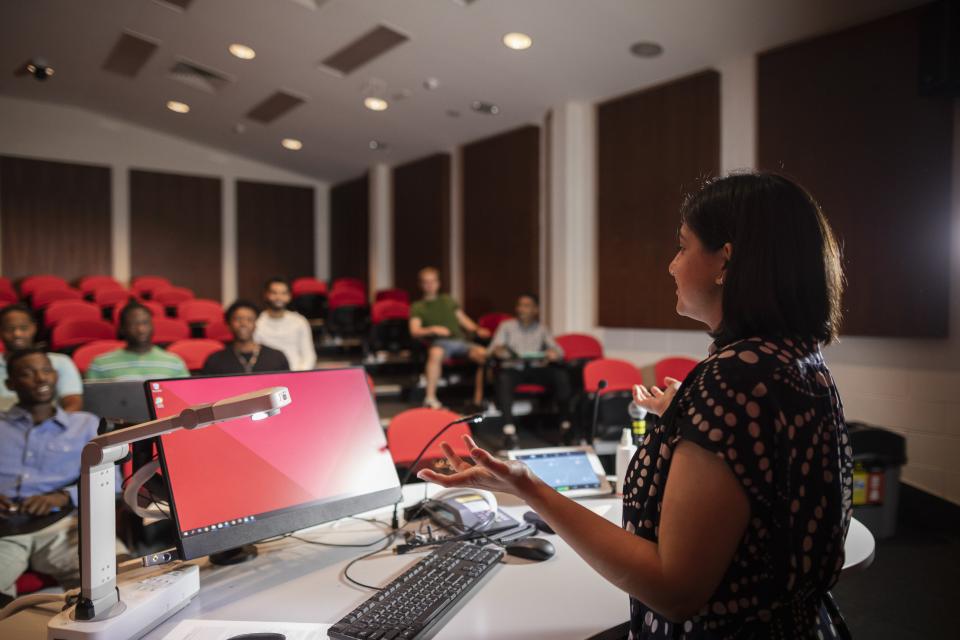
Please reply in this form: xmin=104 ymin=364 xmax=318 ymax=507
xmin=51 ymin=319 xmax=116 ymax=351
xmin=130 ymin=276 xmax=172 ymax=300
xmin=32 ymin=287 xmax=83 ymax=309
xmin=44 ymin=300 xmax=102 ymax=328
xmin=166 ymin=339 xmax=225 ymax=372
xmin=72 ymin=339 xmax=125 ymax=374
xmin=653 ymin=356 xmax=698 ymax=388
xmin=151 ymin=318 xmax=190 ymax=345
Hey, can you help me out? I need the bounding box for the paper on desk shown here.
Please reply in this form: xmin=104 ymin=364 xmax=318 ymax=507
xmin=162 ymin=619 xmax=330 ymax=640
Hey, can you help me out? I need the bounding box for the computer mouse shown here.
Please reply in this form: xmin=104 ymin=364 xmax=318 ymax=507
xmin=522 ymin=510 xmax=555 ymax=534
xmin=504 ymin=536 xmax=556 ymax=561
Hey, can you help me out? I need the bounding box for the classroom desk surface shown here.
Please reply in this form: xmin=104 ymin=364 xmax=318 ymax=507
xmin=2 ymin=484 xmax=876 ymax=639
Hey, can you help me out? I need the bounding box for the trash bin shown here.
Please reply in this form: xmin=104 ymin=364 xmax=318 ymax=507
xmin=847 ymin=422 xmax=907 ymax=539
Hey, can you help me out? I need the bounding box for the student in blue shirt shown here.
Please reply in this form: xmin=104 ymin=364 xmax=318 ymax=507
xmin=0 ymin=348 xmax=102 ymax=602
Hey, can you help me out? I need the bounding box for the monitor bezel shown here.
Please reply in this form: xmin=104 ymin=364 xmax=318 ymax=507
xmin=146 ymin=366 xmax=402 ymax=560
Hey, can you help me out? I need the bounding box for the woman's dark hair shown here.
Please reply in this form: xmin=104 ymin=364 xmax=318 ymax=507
xmin=680 ymin=172 xmax=844 ymax=345
xmin=225 ymin=300 xmax=260 ymax=322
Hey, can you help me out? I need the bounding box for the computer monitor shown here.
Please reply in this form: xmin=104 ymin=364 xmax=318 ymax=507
xmin=147 ymin=367 xmax=401 ymax=560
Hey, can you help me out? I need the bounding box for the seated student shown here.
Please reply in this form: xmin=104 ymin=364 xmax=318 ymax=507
xmin=409 ymin=267 xmax=489 ymax=409
xmin=254 ymin=278 xmax=317 ymax=372
xmin=202 ymin=301 xmax=290 ymax=375
xmin=85 ymin=301 xmax=189 ymax=381
xmin=0 ymin=349 xmax=104 ymax=604
xmin=488 ymin=293 xmax=571 ymax=450
xmin=0 ymin=305 xmax=82 ymax=412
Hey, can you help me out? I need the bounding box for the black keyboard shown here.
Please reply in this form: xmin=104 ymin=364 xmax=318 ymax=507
xmin=328 ymin=540 xmax=503 ymax=640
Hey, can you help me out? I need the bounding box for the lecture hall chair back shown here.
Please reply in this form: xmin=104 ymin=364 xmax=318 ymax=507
xmin=386 ymin=408 xmax=474 ymax=470
xmin=331 ymin=277 xmax=366 ymax=295
xmin=374 ymin=288 xmax=410 ymax=304
xmin=94 ymin=287 xmax=132 ymax=316
xmin=555 ymin=333 xmax=604 ymax=362
xmin=583 ymin=358 xmax=644 ymax=394
xmin=177 ymin=298 xmax=224 ymax=325
xmin=78 ymin=275 xmax=122 ymax=297
xmin=369 ymin=300 xmax=412 ymax=353
xmin=653 ymin=356 xmax=698 ymax=388
xmin=130 ymin=276 xmax=172 ymax=300
xmin=150 ymin=317 xmax=191 ymax=345
xmin=153 ymin=286 xmax=195 ymax=311
xmin=203 ymin=320 xmax=233 ymax=342
xmin=291 ymin=277 xmax=328 ymax=297
xmin=327 ymin=288 xmax=370 ymax=339
xmin=478 ymin=312 xmax=511 ymax=336
xmin=166 ymin=339 xmax=225 ymax=372
xmin=44 ymin=300 xmax=102 ymax=328
xmin=72 ymin=339 xmax=125 ymax=374
xmin=32 ymin=287 xmax=83 ymax=310
xmin=51 ymin=319 xmax=116 ymax=351
xmin=20 ymin=274 xmax=69 ymax=298
xmin=371 ymin=299 xmax=410 ymax=325
xmin=112 ymin=300 xmax=166 ymax=326
xmin=0 ymin=278 xmax=18 ymax=304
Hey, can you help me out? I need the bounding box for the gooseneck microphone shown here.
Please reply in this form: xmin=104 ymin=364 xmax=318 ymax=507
xmin=390 ymin=413 xmax=485 ymax=530
xmin=588 ymin=379 xmax=608 ymax=444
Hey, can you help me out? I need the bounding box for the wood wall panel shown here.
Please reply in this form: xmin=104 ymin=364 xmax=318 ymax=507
xmin=597 ymin=71 xmax=720 ymax=329
xmin=329 ymin=175 xmax=369 ymax=285
xmin=236 ymin=180 xmax=315 ymax=302
xmin=462 ymin=126 xmax=540 ymax=318
xmin=0 ymin=155 xmax=111 ymax=282
xmin=758 ymin=6 xmax=952 ymax=338
xmin=393 ymin=154 xmax=450 ymax=299
xmin=130 ymin=169 xmax=222 ymax=300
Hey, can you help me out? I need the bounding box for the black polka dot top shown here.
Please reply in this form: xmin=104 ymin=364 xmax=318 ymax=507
xmin=623 ymin=336 xmax=853 ymax=639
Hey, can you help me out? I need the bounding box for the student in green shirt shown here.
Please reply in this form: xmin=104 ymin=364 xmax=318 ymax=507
xmin=409 ymin=267 xmax=489 ymax=409
xmin=85 ymin=301 xmax=189 ymax=381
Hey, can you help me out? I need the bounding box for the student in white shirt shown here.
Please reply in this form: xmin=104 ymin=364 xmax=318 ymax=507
xmin=253 ymin=278 xmax=317 ymax=371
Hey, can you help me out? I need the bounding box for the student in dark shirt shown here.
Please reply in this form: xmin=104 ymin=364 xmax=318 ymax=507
xmin=202 ymin=301 xmax=289 ymax=375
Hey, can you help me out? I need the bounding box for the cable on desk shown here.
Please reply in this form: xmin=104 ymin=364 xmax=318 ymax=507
xmin=342 ymin=531 xmax=399 ymax=591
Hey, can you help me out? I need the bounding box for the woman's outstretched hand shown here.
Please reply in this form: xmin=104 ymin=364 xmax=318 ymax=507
xmin=417 ymin=434 xmax=540 ymax=497
xmin=633 ymin=377 xmax=681 ymax=416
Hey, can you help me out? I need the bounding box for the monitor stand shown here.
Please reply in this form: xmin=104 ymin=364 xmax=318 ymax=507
xmin=209 ymin=544 xmax=258 ymax=565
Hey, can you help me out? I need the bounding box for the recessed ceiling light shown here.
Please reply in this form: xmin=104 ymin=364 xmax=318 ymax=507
xmin=364 ymin=96 xmax=389 ymax=111
xmin=281 ymin=138 xmax=303 ymax=150
xmin=630 ymin=41 xmax=664 ymax=58
xmin=368 ymin=140 xmax=388 ymax=151
xmin=471 ymin=101 xmax=499 ymax=115
xmin=503 ymin=32 xmax=533 ymax=50
xmin=423 ymin=77 xmax=440 ymax=90
xmin=228 ymin=43 xmax=256 ymax=60
xmin=166 ymin=100 xmax=190 ymax=114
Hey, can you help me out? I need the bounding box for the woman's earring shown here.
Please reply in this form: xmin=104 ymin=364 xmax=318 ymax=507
xmin=716 ymin=274 xmax=725 ymax=286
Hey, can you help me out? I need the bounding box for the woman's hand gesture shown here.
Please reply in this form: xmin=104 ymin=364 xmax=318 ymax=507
xmin=632 ymin=377 xmax=681 ymax=417
xmin=417 ymin=435 xmax=539 ymax=498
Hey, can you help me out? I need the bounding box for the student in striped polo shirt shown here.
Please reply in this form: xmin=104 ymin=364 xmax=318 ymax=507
xmin=85 ymin=301 xmax=189 ymax=381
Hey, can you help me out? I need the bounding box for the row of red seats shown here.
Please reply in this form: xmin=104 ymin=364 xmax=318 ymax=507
xmin=68 ymin=338 xmax=226 ymax=375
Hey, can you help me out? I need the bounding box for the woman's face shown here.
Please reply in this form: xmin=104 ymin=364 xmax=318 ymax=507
xmin=668 ymin=223 xmax=728 ymax=331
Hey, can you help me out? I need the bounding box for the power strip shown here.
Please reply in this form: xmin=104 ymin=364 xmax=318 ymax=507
xmin=47 ymin=564 xmax=199 ymax=640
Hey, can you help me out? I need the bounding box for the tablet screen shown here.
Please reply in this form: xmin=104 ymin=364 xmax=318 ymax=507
xmin=515 ymin=450 xmax=601 ymax=492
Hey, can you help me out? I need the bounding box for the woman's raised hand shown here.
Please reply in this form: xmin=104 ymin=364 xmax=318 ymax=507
xmin=417 ymin=435 xmax=538 ymax=497
xmin=632 ymin=377 xmax=681 ymax=417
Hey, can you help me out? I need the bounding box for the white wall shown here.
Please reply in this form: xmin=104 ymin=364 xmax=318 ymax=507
xmin=0 ymin=96 xmax=330 ymax=302
xmin=549 ymin=57 xmax=960 ymax=505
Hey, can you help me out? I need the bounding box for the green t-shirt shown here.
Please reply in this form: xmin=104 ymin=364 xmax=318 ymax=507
xmin=410 ymin=294 xmax=463 ymax=339
xmin=85 ymin=346 xmax=190 ymax=381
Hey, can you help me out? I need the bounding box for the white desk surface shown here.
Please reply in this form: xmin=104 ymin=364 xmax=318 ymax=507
xmin=2 ymin=484 xmax=876 ymax=640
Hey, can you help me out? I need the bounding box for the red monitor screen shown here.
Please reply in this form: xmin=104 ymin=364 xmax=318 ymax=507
xmin=150 ymin=368 xmax=400 ymax=559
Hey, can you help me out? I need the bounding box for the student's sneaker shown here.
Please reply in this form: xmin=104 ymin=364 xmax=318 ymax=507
xmin=423 ymin=397 xmax=443 ymax=410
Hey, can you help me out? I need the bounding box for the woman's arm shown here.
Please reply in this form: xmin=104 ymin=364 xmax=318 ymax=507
xmin=420 ymin=437 xmax=749 ymax=621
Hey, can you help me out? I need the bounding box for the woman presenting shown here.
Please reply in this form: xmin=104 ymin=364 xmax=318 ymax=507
xmin=419 ymin=173 xmax=853 ymax=639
